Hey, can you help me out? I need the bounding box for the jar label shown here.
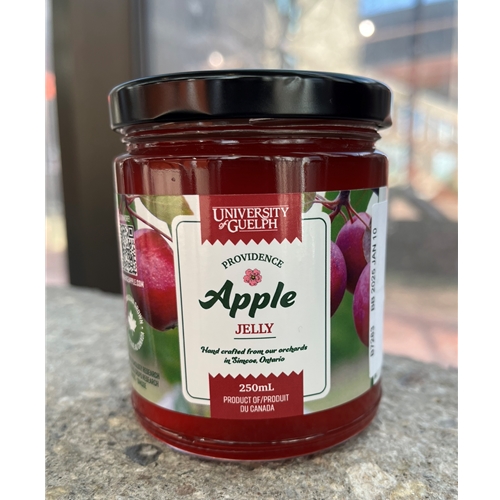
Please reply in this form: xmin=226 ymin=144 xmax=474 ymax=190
xmin=116 ymin=188 xmax=387 ymax=419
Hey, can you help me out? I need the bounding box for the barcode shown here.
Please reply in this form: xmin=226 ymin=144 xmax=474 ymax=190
xmin=120 ymin=224 xmax=137 ymax=275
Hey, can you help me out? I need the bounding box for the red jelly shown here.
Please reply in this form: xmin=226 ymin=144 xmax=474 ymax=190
xmin=108 ymin=70 xmax=392 ymax=461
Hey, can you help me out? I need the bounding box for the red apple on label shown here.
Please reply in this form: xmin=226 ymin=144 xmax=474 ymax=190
xmin=330 ymin=242 xmax=347 ymax=315
xmin=129 ymin=228 xmax=177 ymax=331
xmin=353 ymin=264 xmax=370 ymax=346
xmin=336 ymin=212 xmax=371 ymax=293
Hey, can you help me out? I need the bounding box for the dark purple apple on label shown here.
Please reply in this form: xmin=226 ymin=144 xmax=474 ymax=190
xmin=336 ymin=212 xmax=371 ymax=293
xmin=130 ymin=228 xmax=177 ymax=331
xmin=330 ymin=242 xmax=347 ymax=315
xmin=353 ymin=264 xmax=370 ymax=346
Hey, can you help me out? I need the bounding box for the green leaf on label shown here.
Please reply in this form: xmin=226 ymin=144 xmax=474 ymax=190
xmin=330 ymin=292 xmax=366 ymax=364
xmin=140 ymin=195 xmax=193 ymax=228
xmin=120 ymin=197 xmax=138 ymax=230
xmin=152 ymin=327 xmax=182 ymax=384
xmin=302 ymin=192 xmax=316 ymax=213
xmin=349 ymin=189 xmax=373 ymax=215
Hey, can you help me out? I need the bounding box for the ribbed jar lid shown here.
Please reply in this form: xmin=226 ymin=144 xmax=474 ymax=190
xmin=108 ymin=70 xmax=392 ymax=130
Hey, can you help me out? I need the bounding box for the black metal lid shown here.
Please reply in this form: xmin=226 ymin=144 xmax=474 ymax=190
xmin=108 ymin=70 xmax=392 ymax=130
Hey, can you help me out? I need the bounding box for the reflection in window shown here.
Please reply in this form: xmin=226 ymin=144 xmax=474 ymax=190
xmin=360 ymin=0 xmax=449 ymax=17
xmin=360 ymin=0 xmax=417 ymax=17
xmin=413 ymin=109 xmax=426 ymax=141
xmin=144 ymin=0 xmax=456 ymax=204
xmin=432 ymin=152 xmax=456 ymax=182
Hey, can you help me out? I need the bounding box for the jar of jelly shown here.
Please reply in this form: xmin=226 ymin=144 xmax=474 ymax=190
xmin=108 ymin=70 xmax=392 ymax=461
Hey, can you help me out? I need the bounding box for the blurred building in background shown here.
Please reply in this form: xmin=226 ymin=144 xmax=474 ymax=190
xmin=358 ymin=0 xmax=458 ymax=208
xmin=47 ymin=0 xmax=458 ymax=285
xmin=143 ymin=0 xmax=457 ymax=209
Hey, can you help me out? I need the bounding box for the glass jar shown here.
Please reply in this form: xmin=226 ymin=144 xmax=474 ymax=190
xmin=108 ymin=70 xmax=392 ymax=461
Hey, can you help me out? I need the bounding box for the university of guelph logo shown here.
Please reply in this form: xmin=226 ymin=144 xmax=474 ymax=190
xmin=199 ymin=193 xmax=302 ymax=244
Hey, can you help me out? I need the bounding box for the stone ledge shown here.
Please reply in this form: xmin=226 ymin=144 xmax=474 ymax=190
xmin=46 ymin=286 xmax=457 ymax=500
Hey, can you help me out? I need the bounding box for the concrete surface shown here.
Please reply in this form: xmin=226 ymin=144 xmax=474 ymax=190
xmin=46 ymin=286 xmax=458 ymax=500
